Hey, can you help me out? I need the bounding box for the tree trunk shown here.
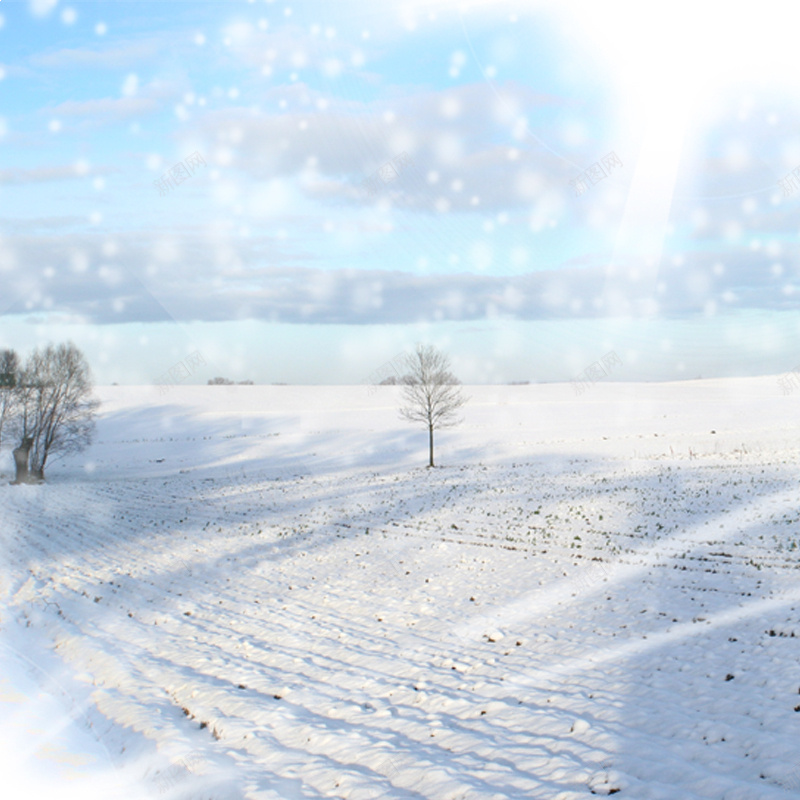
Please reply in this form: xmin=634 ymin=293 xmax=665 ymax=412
xmin=428 ymin=424 xmax=434 ymax=468
xmin=11 ymin=437 xmax=33 ymax=484
xmin=31 ymin=446 xmax=46 ymax=482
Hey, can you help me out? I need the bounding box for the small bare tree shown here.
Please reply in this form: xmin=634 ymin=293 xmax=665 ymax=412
xmin=398 ymin=344 xmax=467 ymax=468
xmin=11 ymin=342 xmax=99 ymax=483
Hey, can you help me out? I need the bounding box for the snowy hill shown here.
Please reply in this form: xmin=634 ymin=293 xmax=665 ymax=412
xmin=2 ymin=379 xmax=800 ymax=799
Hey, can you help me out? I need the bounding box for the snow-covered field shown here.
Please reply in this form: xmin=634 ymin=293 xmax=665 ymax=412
xmin=2 ymin=379 xmax=800 ymax=799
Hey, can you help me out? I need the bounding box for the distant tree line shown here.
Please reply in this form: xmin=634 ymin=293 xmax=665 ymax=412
xmin=207 ymin=377 xmax=254 ymax=385
xmin=0 ymin=342 xmax=99 ymax=484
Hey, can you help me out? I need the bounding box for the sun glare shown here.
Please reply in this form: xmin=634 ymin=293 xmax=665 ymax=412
xmin=536 ymin=0 xmax=798 ymax=312
xmin=550 ymin=0 xmax=798 ymax=107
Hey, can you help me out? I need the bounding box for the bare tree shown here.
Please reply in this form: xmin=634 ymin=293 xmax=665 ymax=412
xmin=0 ymin=349 xmax=19 ymax=452
xmin=398 ymin=344 xmax=467 ymax=468
xmin=11 ymin=342 xmax=99 ymax=484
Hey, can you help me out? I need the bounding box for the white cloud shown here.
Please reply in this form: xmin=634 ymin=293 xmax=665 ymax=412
xmin=121 ymin=73 xmax=139 ymax=97
xmin=29 ymin=0 xmax=58 ymax=18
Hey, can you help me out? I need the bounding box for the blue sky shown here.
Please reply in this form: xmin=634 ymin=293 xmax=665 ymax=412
xmin=1 ymin=0 xmax=800 ymax=384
